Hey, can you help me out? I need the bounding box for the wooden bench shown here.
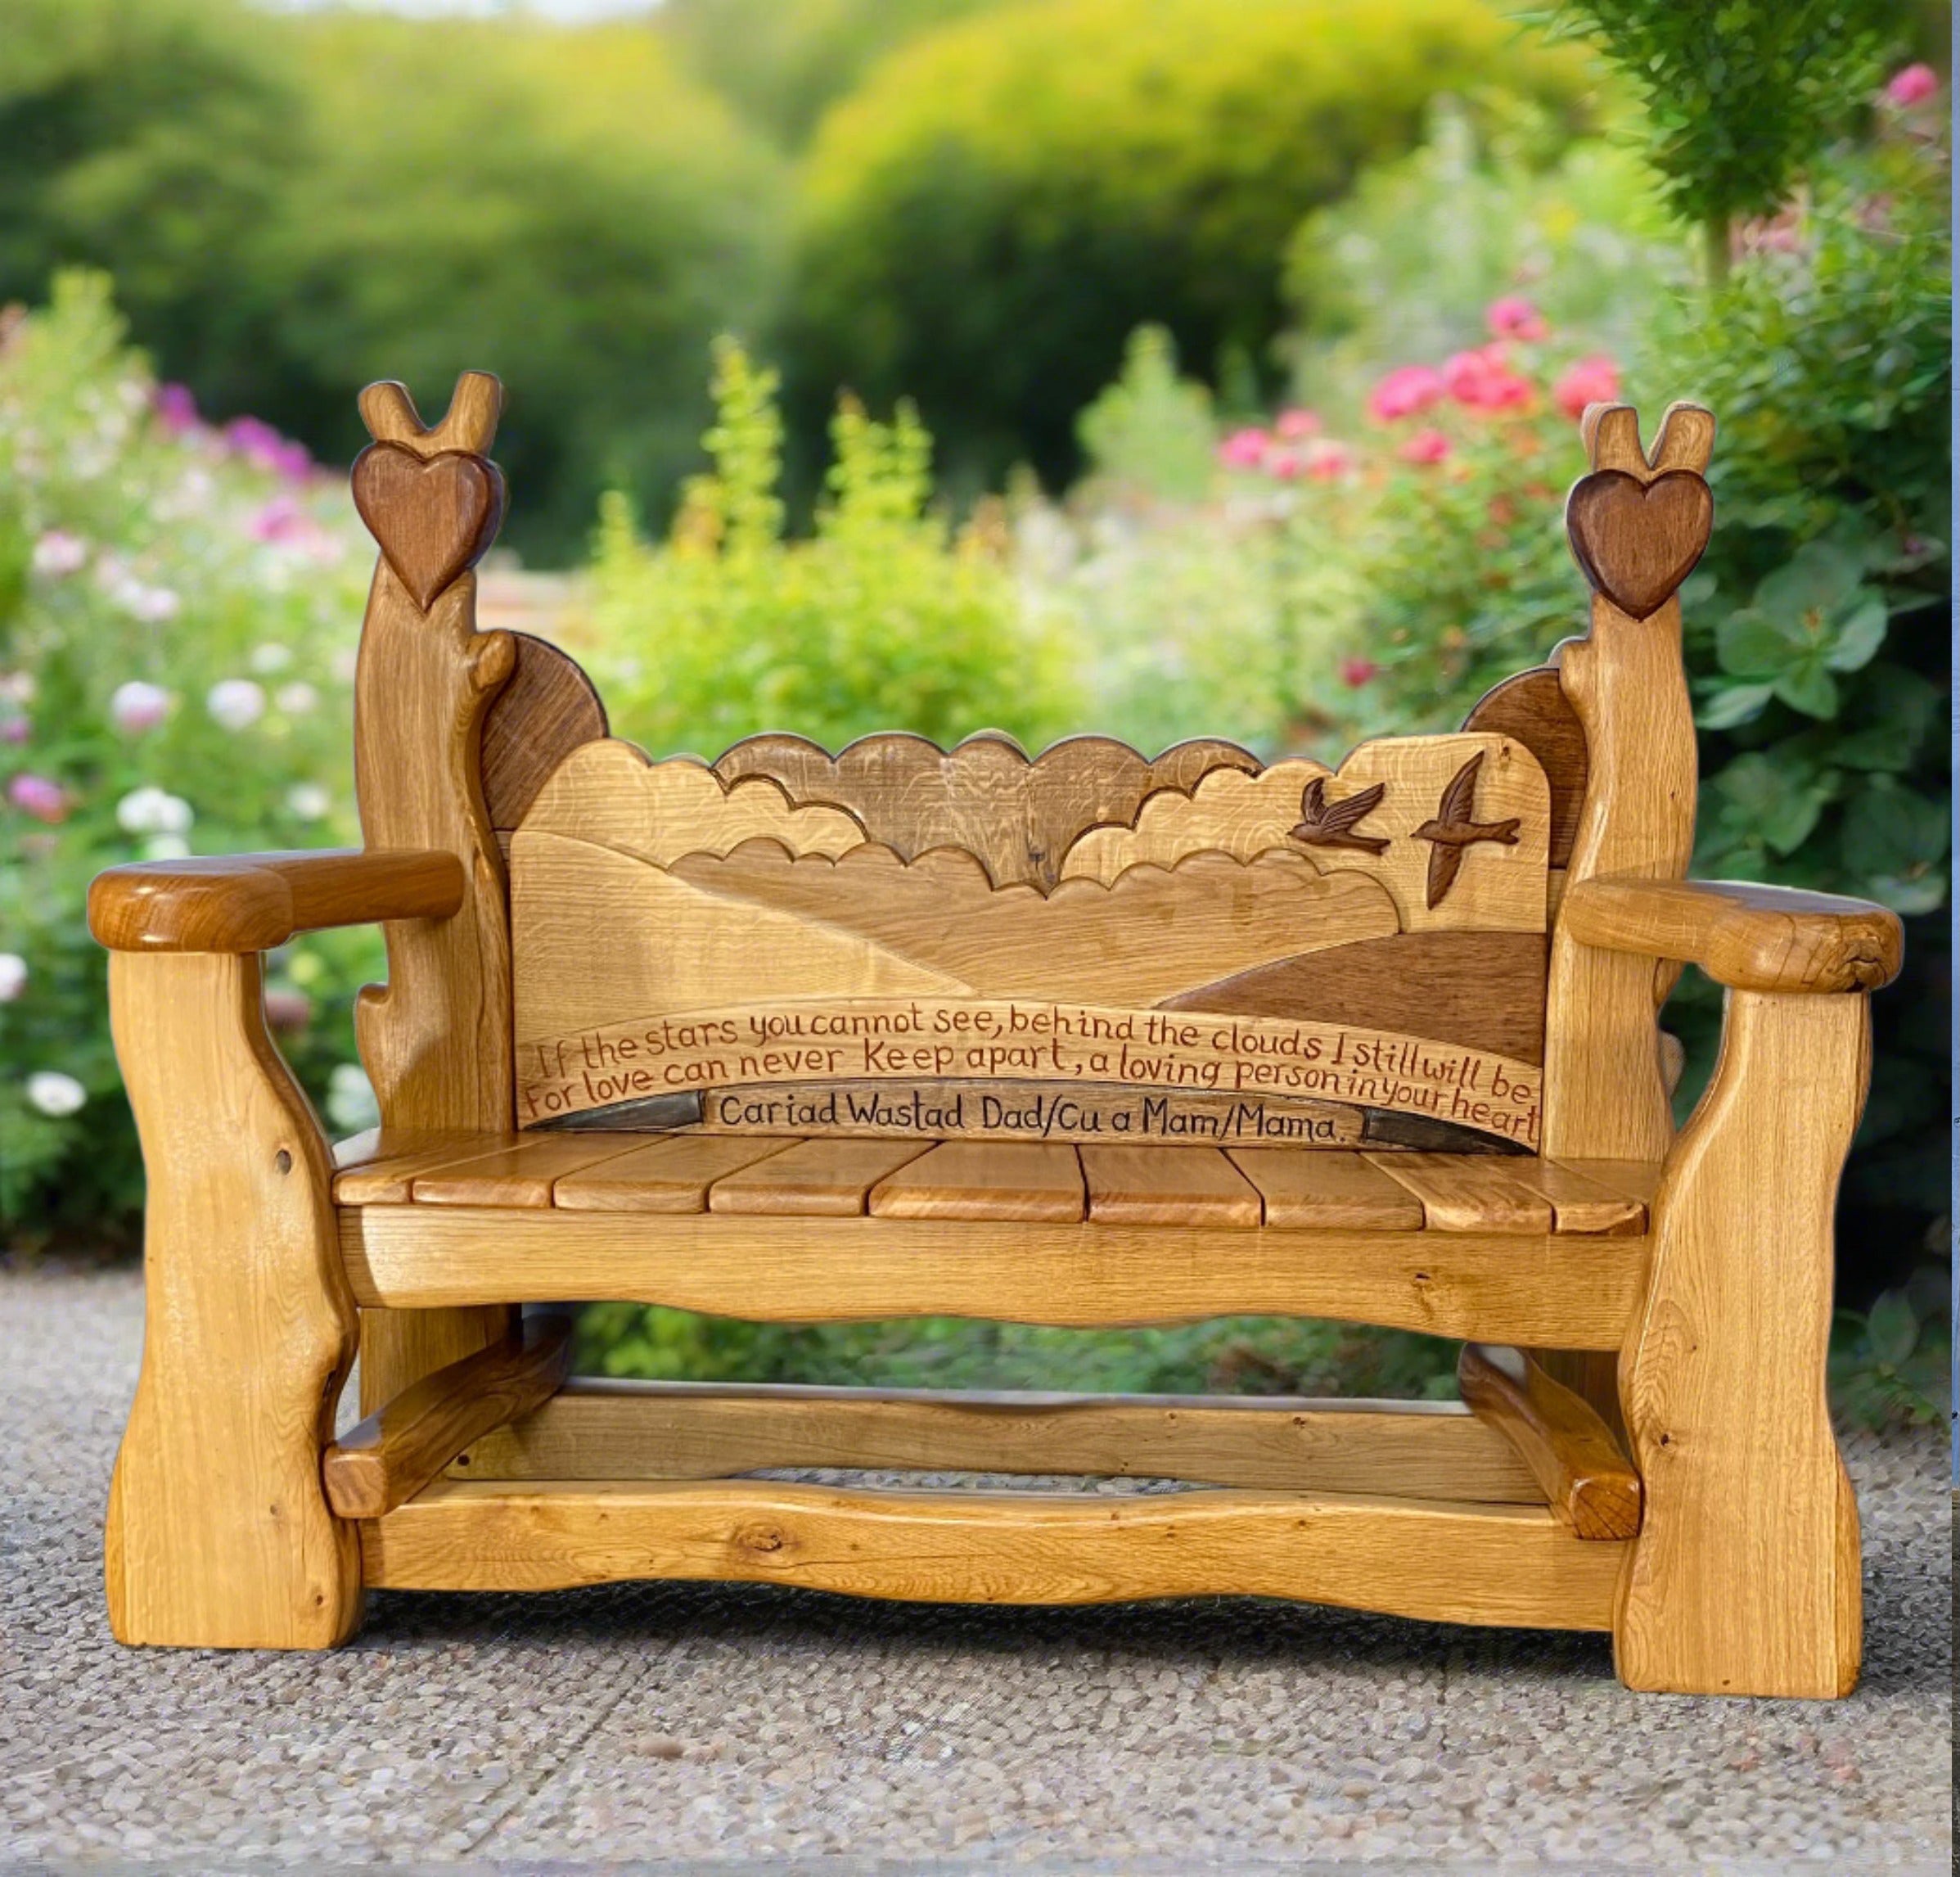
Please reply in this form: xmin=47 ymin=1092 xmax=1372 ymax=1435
xmin=88 ymin=374 xmax=1902 ymax=1696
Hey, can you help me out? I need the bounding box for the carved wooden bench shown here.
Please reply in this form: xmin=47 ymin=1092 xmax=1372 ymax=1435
xmin=88 ymin=375 xmax=1901 ymax=1696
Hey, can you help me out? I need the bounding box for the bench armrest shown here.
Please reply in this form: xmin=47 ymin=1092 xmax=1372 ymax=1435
xmin=1563 ymin=875 xmax=1902 ymax=994
xmin=89 ymin=849 xmax=466 ymax=954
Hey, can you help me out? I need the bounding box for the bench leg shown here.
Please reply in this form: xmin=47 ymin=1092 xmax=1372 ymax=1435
xmin=105 ymin=953 xmax=363 ymax=1649
xmin=1615 ymin=990 xmax=1865 ymax=1697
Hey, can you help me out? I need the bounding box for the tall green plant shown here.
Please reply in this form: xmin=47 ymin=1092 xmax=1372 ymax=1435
xmin=584 ymin=340 xmax=1079 ymax=758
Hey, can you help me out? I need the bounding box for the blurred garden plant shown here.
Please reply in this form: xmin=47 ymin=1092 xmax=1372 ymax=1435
xmin=585 ymin=338 xmax=1079 ymax=757
xmin=0 ymin=274 xmax=379 ymax=1246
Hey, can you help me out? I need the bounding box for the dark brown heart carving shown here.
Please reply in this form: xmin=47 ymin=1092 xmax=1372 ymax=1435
xmin=351 ymin=443 xmax=505 ymax=611
xmin=1566 ymin=468 xmax=1713 ymax=620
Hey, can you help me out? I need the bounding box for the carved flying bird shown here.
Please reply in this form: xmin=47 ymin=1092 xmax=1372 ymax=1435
xmin=1413 ymin=751 xmax=1520 ymax=909
xmin=1289 ymin=776 xmax=1390 ymax=855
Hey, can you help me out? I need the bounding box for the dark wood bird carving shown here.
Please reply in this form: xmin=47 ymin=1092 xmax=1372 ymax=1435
xmin=1413 ymin=751 xmax=1520 ymax=908
xmin=1289 ymin=776 xmax=1390 ymax=855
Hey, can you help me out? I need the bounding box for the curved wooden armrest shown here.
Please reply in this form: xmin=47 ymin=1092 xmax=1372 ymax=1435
xmin=1563 ymin=876 xmax=1902 ymax=994
xmin=89 ymin=849 xmax=466 ymax=954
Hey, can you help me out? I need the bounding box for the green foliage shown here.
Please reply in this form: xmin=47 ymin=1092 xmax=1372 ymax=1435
xmin=1075 ymin=326 xmax=1218 ymax=503
xmin=660 ymin=0 xmax=999 ymax=148
xmin=1534 ymin=0 xmax=1902 ymax=251
xmin=0 ymin=275 xmax=379 ymax=1244
xmin=575 ymin=1304 xmax=1462 ymax=1401
xmin=786 ymin=0 xmax=1598 ymax=490
xmin=1827 ymin=1271 xmax=1950 ymax=1428
xmin=0 ymin=0 xmax=788 ymax=565
xmin=585 ymin=340 xmax=1080 ymax=758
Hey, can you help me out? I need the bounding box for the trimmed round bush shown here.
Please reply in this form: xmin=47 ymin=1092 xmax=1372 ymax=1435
xmin=786 ymin=0 xmax=1597 ymax=488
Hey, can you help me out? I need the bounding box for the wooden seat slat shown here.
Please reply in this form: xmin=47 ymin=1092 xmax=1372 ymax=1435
xmin=707 ymin=1137 xmax=934 ymax=1216
xmin=1364 ymin=1153 xmax=1555 ymax=1234
xmin=332 ymin=1130 xmax=529 ymax=1205
xmin=1518 ymin=1160 xmax=1648 ymax=1234
xmin=868 ymin=1141 xmax=1085 ymax=1221
xmin=1226 ymin=1148 xmax=1428 ymax=1231
xmin=1079 ymin=1144 xmax=1261 ymax=1228
xmin=408 ymin=1132 xmax=648 ymax=1208
xmin=553 ymin=1135 xmax=800 ymax=1213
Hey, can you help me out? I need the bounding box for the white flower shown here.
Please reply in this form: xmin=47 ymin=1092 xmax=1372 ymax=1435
xmin=0 ymin=954 xmax=25 ymax=1001
xmin=206 ymin=678 xmax=266 ymax=731
xmin=274 ymin=681 xmax=319 ymax=715
xmin=116 ymin=786 xmax=194 ymax=835
xmin=110 ymin=680 xmax=172 ymax=734
xmin=250 ymin=643 xmax=293 ymax=675
xmin=30 ymin=530 xmax=88 ymax=577
xmin=0 ymin=672 xmax=34 ymax=705
xmin=26 ymin=1071 xmax=86 ymax=1117
xmin=109 ymin=575 xmax=180 ymax=622
xmin=286 ymin=783 xmax=331 ymax=822
xmin=142 ymin=833 xmax=191 ymax=861
xmin=325 ymin=1063 xmax=380 ymax=1134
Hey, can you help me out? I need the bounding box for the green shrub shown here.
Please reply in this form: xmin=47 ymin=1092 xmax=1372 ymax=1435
xmin=786 ymin=0 xmax=1598 ymax=490
xmin=0 ymin=274 xmax=379 ymax=1246
xmin=584 ymin=338 xmax=1079 ymax=757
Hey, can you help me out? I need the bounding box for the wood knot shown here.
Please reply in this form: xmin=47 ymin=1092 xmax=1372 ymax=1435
xmin=736 ymin=1523 xmax=786 ymax=1554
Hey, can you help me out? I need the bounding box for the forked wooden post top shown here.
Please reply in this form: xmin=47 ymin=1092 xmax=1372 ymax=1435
xmin=358 ymin=371 xmax=504 ymax=458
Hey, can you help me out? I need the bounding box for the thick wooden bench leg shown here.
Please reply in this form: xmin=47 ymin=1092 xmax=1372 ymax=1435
xmin=1615 ymin=991 xmax=1867 ymax=1697
xmin=105 ymin=952 xmax=363 ymax=1649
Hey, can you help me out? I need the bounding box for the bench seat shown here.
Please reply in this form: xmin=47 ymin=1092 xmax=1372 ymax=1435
xmin=333 ymin=1129 xmax=1655 ymax=1234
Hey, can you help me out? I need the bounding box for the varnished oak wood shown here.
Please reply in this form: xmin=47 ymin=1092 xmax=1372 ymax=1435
xmin=1564 ymin=877 xmax=1903 ymax=994
xmin=1079 ymin=1145 xmax=1261 ymax=1227
xmin=868 ymin=1143 xmax=1085 ymax=1221
xmin=1367 ymin=1155 xmax=1552 ymax=1234
xmin=1226 ymin=1149 xmax=1426 ymax=1230
xmin=363 ymin=1478 xmax=1625 ymax=1631
xmin=333 ymin=1133 xmax=526 ymax=1205
xmin=1457 ymin=1343 xmax=1641 ymax=1541
xmin=357 ymin=1306 xmax=516 ymax=1422
xmin=407 ymin=1133 xmax=647 ymax=1207
xmin=339 ymin=1207 xmax=1650 ymax=1348
xmin=105 ymin=952 xmax=360 ymax=1648
xmin=88 ymin=850 xmax=463 ymax=954
xmin=324 ymin=1315 xmax=571 ymax=1520
xmin=480 ymin=633 xmax=607 ymax=832
xmin=1615 ymin=991 xmax=1868 ymax=1697
xmin=1460 ymin=666 xmax=1588 ymax=869
xmin=1056 ymin=735 xmax=1550 ymax=936
xmin=452 ymin=1381 xmax=1544 ymax=1503
xmin=1543 ymin=403 xmax=1710 ymax=1165
xmin=706 ymin=1138 xmax=930 ymax=1215
xmin=553 ymin=1135 xmax=798 ymax=1212
xmin=713 ymin=730 xmax=1259 ymax=890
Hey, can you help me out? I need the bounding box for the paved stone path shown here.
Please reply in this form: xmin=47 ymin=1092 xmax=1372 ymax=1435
xmin=2 ymin=1265 xmax=1949 ymax=1874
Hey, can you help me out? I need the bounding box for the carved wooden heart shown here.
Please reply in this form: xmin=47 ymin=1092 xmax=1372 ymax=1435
xmin=351 ymin=443 xmax=505 ymax=611
xmin=1566 ymin=468 xmax=1713 ymax=620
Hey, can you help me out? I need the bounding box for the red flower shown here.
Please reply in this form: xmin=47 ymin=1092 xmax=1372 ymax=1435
xmin=1367 ymin=365 xmax=1444 ymax=423
xmin=1552 ymin=354 xmax=1620 ymax=422
xmin=1217 ymin=426 xmax=1270 ymax=469
xmin=1397 ymin=428 xmax=1450 ymax=465
xmin=1886 ymin=63 xmax=1940 ymax=108
xmin=1485 ymin=296 xmax=1548 ymax=342
xmin=1273 ymin=407 xmax=1322 ymax=440
xmin=1339 ymin=656 xmax=1379 ymax=688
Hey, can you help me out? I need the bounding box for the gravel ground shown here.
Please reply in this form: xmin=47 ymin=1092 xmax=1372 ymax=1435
xmin=1 ymin=1263 xmax=1949 ymax=1875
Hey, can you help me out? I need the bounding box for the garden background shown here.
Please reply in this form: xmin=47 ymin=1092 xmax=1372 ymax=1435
xmin=0 ymin=0 xmax=1948 ymax=1422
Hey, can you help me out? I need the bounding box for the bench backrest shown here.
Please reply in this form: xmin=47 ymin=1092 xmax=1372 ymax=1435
xmin=347 ymin=377 xmax=1713 ymax=1168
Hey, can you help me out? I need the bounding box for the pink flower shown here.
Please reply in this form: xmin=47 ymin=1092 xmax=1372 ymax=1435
xmin=1217 ymin=426 xmax=1271 ymax=469
xmin=30 ymin=530 xmax=87 ymax=577
xmin=1443 ymin=346 xmax=1534 ymax=411
xmin=0 ymin=715 xmax=28 ymax=747
xmin=1262 ymin=446 xmax=1304 ymax=480
xmin=1485 ymin=296 xmax=1548 ymax=342
xmin=110 ymin=680 xmax=172 ymax=735
xmin=153 ymin=383 xmax=201 ymax=435
xmin=1302 ymin=440 xmax=1355 ymax=481
xmin=1885 ymin=63 xmax=1940 ymax=108
xmin=223 ymin=417 xmax=312 ymax=483
xmin=7 ymin=773 xmax=67 ymax=823
xmin=1339 ymin=657 xmax=1380 ymax=688
xmin=1367 ymin=365 xmax=1444 ymax=423
xmin=250 ymin=495 xmax=312 ymax=544
xmin=1398 ymin=428 xmax=1451 ymax=465
xmin=1273 ymin=407 xmax=1321 ymax=440
xmin=1552 ymin=354 xmax=1620 ymax=422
